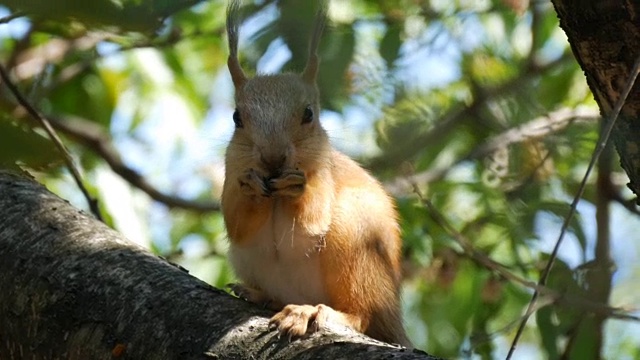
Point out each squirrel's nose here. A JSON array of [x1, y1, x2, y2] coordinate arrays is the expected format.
[[260, 153, 287, 175]]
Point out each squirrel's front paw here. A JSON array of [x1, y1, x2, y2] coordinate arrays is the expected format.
[[239, 169, 270, 197], [268, 169, 306, 197], [269, 304, 328, 341]]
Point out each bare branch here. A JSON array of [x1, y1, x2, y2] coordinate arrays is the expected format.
[[13, 27, 224, 87], [2, 26, 225, 213], [612, 193, 640, 216], [385, 107, 599, 196], [0, 11, 24, 25], [368, 53, 574, 172], [46, 116, 220, 212]]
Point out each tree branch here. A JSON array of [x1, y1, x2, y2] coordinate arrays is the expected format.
[[551, 0, 640, 202], [0, 169, 437, 359], [368, 53, 574, 172], [1, 27, 223, 213], [0, 61, 103, 220], [0, 11, 24, 25], [385, 107, 599, 195], [46, 116, 220, 212], [611, 193, 640, 216], [410, 189, 638, 324]]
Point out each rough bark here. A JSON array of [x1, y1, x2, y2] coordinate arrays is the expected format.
[[551, 0, 640, 201], [0, 170, 437, 360]]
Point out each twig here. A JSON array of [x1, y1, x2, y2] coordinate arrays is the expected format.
[[14, 27, 224, 88], [0, 62, 103, 221], [506, 53, 640, 359], [409, 184, 639, 324], [612, 193, 640, 216], [412, 191, 638, 360], [3, 27, 222, 212], [413, 185, 540, 291], [0, 12, 24, 24]]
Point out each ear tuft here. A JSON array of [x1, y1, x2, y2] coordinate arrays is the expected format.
[[301, 1, 327, 84], [227, 0, 247, 88]]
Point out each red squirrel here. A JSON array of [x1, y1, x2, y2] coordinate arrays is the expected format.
[[221, 0, 411, 346]]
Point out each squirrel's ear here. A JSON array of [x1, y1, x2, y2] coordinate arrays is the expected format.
[[228, 57, 247, 88], [302, 54, 319, 84], [227, 0, 247, 88], [301, 2, 327, 84]]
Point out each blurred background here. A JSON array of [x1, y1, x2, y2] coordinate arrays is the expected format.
[[0, 0, 639, 358]]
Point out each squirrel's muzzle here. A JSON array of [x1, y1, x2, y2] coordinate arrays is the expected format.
[[260, 153, 287, 176]]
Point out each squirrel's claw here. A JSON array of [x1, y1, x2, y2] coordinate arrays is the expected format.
[[239, 169, 270, 197], [269, 304, 327, 341], [269, 169, 306, 197]]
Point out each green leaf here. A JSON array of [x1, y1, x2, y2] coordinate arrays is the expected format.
[[533, 10, 561, 51], [380, 23, 402, 68], [536, 306, 560, 359], [47, 68, 116, 127], [316, 26, 355, 110], [537, 62, 579, 109], [3, 0, 203, 32], [0, 116, 60, 169], [418, 260, 484, 356], [278, 1, 355, 110]]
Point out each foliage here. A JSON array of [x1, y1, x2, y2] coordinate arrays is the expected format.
[[0, 0, 638, 358]]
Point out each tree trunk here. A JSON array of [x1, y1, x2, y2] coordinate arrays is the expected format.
[[549, 2, 636, 358], [551, 0, 640, 201], [0, 170, 437, 360]]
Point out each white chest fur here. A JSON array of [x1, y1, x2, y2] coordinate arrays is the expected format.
[[228, 200, 329, 305]]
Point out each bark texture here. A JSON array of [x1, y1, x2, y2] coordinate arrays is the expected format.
[[0, 170, 437, 360], [551, 0, 640, 201]]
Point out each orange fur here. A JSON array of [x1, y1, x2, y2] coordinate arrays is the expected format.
[[221, 0, 410, 347]]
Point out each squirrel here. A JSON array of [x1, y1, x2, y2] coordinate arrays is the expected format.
[[221, 0, 411, 347]]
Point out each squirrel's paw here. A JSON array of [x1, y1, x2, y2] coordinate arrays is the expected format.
[[239, 169, 270, 197], [227, 283, 283, 311], [268, 169, 306, 197], [269, 304, 329, 341]]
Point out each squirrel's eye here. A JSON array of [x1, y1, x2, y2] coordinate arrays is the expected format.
[[233, 109, 243, 128], [302, 105, 314, 124]]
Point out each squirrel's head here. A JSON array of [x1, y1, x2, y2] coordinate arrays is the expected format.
[[225, 0, 330, 178]]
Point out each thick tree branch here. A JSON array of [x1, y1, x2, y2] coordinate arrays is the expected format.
[[0, 169, 436, 359], [552, 0, 640, 201]]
